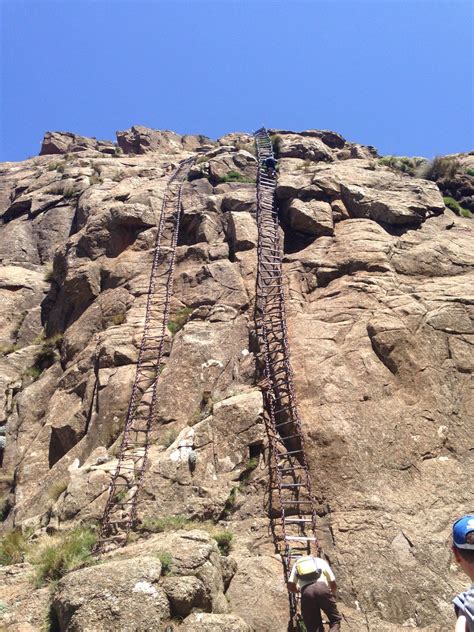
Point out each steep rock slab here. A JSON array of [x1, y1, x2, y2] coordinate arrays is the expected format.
[[310, 160, 445, 224]]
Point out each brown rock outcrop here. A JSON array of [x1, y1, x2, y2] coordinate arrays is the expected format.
[[0, 127, 472, 632]]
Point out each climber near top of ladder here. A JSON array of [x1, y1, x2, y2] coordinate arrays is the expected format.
[[287, 547, 342, 632], [262, 155, 278, 178]]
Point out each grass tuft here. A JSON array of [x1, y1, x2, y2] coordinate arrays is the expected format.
[[216, 170, 255, 184], [49, 480, 68, 501], [0, 530, 30, 565], [443, 196, 473, 218], [141, 515, 193, 533], [32, 527, 97, 586], [167, 307, 193, 335], [156, 550, 173, 575], [213, 531, 233, 556], [109, 313, 126, 326]]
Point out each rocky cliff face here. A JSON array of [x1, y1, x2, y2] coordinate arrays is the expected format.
[[0, 126, 473, 631]]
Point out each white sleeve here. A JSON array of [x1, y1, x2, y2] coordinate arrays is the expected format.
[[289, 563, 297, 583]]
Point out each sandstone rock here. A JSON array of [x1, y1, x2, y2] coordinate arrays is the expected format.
[[226, 554, 289, 631], [116, 125, 210, 155], [162, 575, 207, 617], [225, 211, 258, 251], [52, 556, 169, 631], [40, 131, 114, 155], [285, 198, 334, 236], [310, 160, 445, 225], [181, 612, 252, 631], [273, 128, 346, 149], [0, 562, 51, 631], [276, 133, 334, 162], [221, 186, 256, 213]]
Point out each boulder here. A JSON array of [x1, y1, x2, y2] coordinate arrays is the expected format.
[[52, 556, 169, 631], [162, 575, 207, 617], [285, 198, 334, 236], [226, 554, 289, 631], [225, 211, 258, 251], [310, 160, 445, 225], [40, 131, 114, 155], [277, 133, 334, 162]]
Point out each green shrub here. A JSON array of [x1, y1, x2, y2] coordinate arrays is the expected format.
[[443, 196, 473, 217], [215, 170, 255, 184], [213, 531, 233, 556], [32, 527, 97, 586], [270, 135, 282, 156], [23, 366, 42, 380], [167, 307, 193, 335], [109, 313, 126, 326], [0, 530, 30, 565], [466, 168, 474, 177], [141, 515, 193, 533], [221, 487, 238, 519], [32, 333, 63, 373], [156, 550, 173, 575], [378, 155, 427, 176], [240, 457, 259, 484], [47, 162, 65, 172], [297, 620, 308, 632]]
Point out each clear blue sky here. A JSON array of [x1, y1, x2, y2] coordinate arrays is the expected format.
[[1, 0, 473, 162]]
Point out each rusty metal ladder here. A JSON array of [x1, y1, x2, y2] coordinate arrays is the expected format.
[[95, 157, 194, 553], [254, 128, 319, 629]]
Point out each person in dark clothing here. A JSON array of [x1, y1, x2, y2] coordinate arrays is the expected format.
[[262, 156, 278, 176]]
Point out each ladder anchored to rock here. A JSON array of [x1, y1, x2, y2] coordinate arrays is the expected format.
[[95, 158, 194, 553], [254, 128, 319, 629]]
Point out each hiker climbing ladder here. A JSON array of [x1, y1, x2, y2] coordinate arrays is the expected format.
[[254, 128, 319, 628], [96, 158, 194, 553]]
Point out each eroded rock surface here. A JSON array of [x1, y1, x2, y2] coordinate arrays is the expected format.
[[0, 126, 472, 632]]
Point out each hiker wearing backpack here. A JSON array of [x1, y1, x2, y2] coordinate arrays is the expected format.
[[288, 552, 342, 632], [452, 515, 474, 631]]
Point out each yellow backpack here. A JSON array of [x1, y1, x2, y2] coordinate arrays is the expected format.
[[295, 556, 322, 581]]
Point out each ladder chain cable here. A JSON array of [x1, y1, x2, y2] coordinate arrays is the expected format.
[[96, 157, 194, 553], [254, 128, 319, 629]]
